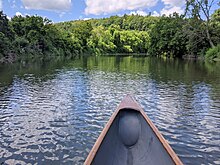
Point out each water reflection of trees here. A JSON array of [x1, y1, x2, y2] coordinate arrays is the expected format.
[[0, 56, 219, 164]]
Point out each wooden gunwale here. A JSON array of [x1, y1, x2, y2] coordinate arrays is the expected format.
[[84, 95, 183, 165]]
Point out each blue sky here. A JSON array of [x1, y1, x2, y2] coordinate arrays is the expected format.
[[0, 0, 219, 22]]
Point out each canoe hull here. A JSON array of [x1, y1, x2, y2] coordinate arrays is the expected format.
[[85, 95, 183, 165]]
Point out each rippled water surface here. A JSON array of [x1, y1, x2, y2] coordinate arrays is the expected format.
[[0, 56, 220, 164]]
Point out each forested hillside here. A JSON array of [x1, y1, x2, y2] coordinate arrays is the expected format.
[[0, 1, 219, 63], [56, 15, 156, 55]]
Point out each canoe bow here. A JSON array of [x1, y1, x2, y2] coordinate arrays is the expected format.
[[84, 95, 183, 165]]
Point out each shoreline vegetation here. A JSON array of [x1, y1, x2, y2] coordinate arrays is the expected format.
[[0, 1, 219, 64]]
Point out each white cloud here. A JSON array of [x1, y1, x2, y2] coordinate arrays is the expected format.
[[8, 0, 17, 8], [7, 16, 11, 20], [25, 13, 31, 16], [11, 0, 16, 8], [83, 17, 91, 20], [59, 12, 66, 18], [161, 0, 185, 8], [129, 10, 148, 16], [0, 0, 2, 10], [85, 0, 158, 15], [78, 15, 91, 20], [160, 0, 185, 16], [15, 11, 23, 16], [161, 6, 184, 16], [21, 0, 72, 11], [152, 11, 160, 17]]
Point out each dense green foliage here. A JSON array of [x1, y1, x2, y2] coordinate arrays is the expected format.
[[88, 14, 159, 31], [205, 44, 220, 61], [86, 25, 150, 54], [0, 11, 79, 63], [56, 15, 154, 55], [0, 5, 220, 63], [184, 0, 220, 57], [149, 13, 187, 58]]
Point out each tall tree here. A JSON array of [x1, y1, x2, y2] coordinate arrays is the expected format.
[[184, 0, 218, 48], [0, 11, 14, 39], [149, 13, 187, 58], [210, 8, 220, 45]]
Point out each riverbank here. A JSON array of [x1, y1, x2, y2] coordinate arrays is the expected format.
[[1, 9, 219, 64]]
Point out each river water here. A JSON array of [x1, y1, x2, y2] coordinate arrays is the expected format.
[[0, 56, 220, 165]]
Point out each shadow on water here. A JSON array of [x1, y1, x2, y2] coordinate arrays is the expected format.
[[0, 56, 220, 164]]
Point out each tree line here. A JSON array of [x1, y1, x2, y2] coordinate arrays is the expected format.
[[0, 12, 79, 63], [0, 0, 220, 63]]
